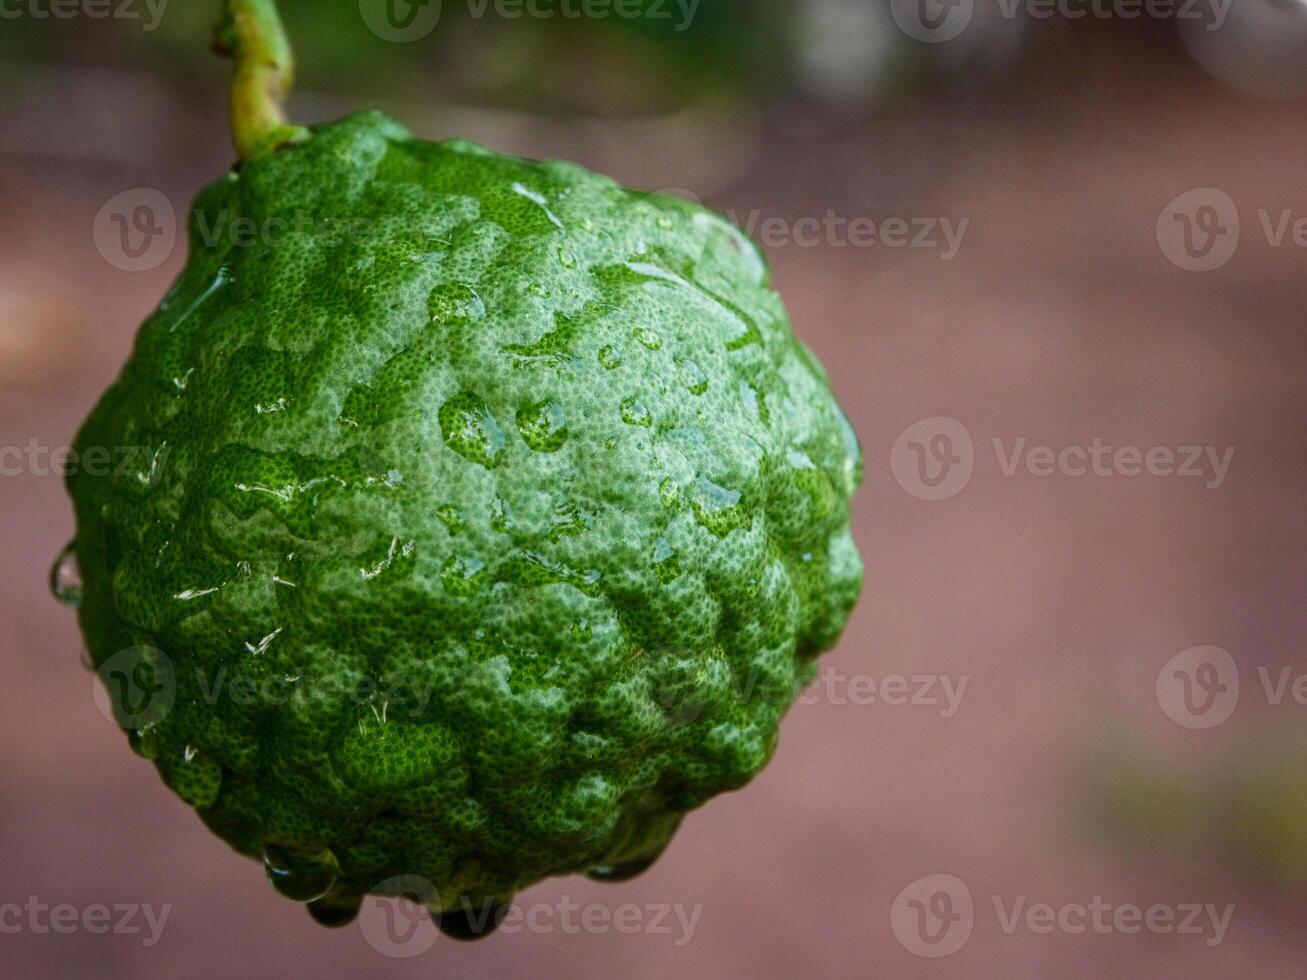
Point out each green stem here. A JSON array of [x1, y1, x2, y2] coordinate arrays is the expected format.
[[213, 0, 309, 160]]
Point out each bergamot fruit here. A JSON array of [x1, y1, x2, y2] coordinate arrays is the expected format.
[[62, 1, 863, 937]]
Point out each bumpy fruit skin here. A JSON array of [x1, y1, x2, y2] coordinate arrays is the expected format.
[[69, 112, 863, 912]]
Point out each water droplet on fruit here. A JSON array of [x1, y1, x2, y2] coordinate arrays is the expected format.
[[658, 477, 679, 508], [491, 496, 515, 532], [439, 391, 507, 468], [690, 476, 749, 538], [587, 855, 660, 882], [263, 845, 337, 903], [428, 282, 485, 323], [620, 397, 652, 427], [633, 327, 662, 351], [510, 181, 564, 231], [307, 896, 361, 928], [174, 748, 223, 808], [549, 503, 593, 540], [50, 541, 82, 608], [516, 399, 568, 453], [652, 538, 679, 581], [436, 504, 466, 534], [128, 727, 159, 760], [433, 899, 510, 940], [557, 248, 577, 269], [739, 379, 760, 417], [441, 555, 487, 596], [498, 551, 602, 595], [679, 358, 708, 395], [598, 345, 622, 370]]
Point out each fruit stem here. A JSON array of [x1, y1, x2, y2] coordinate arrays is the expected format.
[[213, 0, 309, 160]]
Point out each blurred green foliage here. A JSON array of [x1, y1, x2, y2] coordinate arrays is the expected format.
[[0, 0, 796, 113], [1087, 734, 1307, 888]]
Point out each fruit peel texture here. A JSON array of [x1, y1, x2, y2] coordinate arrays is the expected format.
[[69, 112, 864, 907]]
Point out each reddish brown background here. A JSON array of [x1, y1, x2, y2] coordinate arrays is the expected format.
[[3, 16, 1307, 979]]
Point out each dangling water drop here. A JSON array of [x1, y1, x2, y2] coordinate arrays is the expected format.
[[50, 541, 83, 608], [263, 844, 337, 903], [620, 397, 653, 428], [439, 391, 507, 468], [307, 892, 362, 928], [587, 855, 659, 882], [128, 727, 160, 760]]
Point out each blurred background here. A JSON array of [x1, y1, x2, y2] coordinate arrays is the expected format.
[[3, 0, 1307, 976]]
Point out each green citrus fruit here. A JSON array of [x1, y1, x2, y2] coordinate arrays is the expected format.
[[66, 111, 862, 930]]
